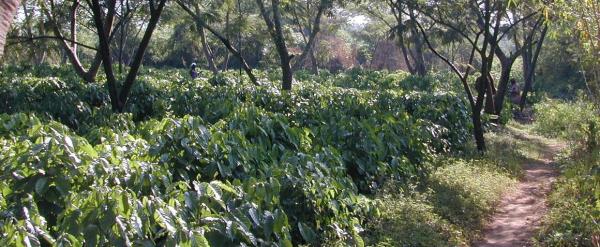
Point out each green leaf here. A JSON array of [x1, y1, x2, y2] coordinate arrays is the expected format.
[[34, 177, 48, 194], [191, 233, 210, 247], [155, 207, 177, 234], [209, 181, 237, 195], [273, 209, 288, 235], [63, 136, 74, 150], [298, 222, 317, 244], [80, 144, 98, 158]]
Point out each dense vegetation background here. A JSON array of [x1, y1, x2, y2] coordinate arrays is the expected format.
[[0, 0, 598, 246]]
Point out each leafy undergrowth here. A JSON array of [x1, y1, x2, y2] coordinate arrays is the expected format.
[[0, 68, 473, 246], [533, 98, 600, 147], [534, 148, 600, 246]]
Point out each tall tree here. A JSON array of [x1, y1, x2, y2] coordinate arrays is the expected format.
[[388, 0, 427, 76], [517, 10, 548, 110], [256, 0, 294, 90], [489, 5, 547, 115], [414, 0, 520, 151], [256, 0, 330, 90], [89, 0, 168, 112], [289, 0, 328, 73]]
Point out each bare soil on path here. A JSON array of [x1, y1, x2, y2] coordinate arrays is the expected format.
[[474, 131, 565, 247]]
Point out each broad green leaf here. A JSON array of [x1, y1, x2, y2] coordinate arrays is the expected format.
[[298, 222, 317, 244]]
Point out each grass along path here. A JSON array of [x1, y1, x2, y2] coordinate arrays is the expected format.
[[474, 126, 565, 247]]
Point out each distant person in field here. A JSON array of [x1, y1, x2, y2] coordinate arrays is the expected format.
[[190, 63, 198, 79], [509, 79, 521, 104]]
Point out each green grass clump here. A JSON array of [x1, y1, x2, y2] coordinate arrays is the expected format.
[[428, 160, 516, 238], [533, 98, 599, 147], [365, 189, 468, 247], [534, 149, 600, 247], [365, 156, 517, 246]]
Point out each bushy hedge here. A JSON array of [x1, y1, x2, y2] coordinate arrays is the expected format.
[[534, 98, 600, 148], [0, 67, 471, 245]]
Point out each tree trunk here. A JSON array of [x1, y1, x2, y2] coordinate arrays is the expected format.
[[494, 59, 514, 114], [398, 34, 416, 74], [117, 1, 167, 112], [257, 0, 293, 90], [520, 25, 548, 110], [224, 7, 231, 70], [198, 26, 218, 74], [484, 75, 496, 114], [272, 0, 293, 90], [310, 51, 319, 75], [472, 109, 486, 152], [90, 0, 167, 112], [413, 37, 427, 76], [199, 19, 257, 85], [22, 3, 37, 61], [474, 75, 488, 151], [408, 9, 427, 76], [409, 27, 427, 76], [37, 11, 47, 64], [290, 0, 326, 73]]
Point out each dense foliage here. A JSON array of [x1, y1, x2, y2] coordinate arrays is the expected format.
[[532, 99, 600, 246], [0, 67, 471, 245], [534, 98, 599, 148]]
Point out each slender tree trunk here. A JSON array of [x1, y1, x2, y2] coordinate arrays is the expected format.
[[118, 17, 125, 74], [484, 76, 496, 114], [413, 37, 427, 76], [398, 34, 416, 74], [290, 0, 326, 73], [310, 51, 319, 75], [198, 19, 257, 85], [272, 0, 292, 90], [472, 108, 486, 151], [37, 13, 48, 64], [198, 26, 218, 74], [494, 58, 514, 114], [409, 29, 427, 76], [408, 9, 427, 76], [257, 0, 293, 90], [474, 75, 488, 151], [224, 7, 231, 70], [117, 2, 166, 111], [290, 4, 321, 75], [520, 25, 548, 110]]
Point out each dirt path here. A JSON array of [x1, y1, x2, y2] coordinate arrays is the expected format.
[[474, 134, 564, 247]]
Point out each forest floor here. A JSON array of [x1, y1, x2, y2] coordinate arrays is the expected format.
[[474, 126, 565, 247]]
